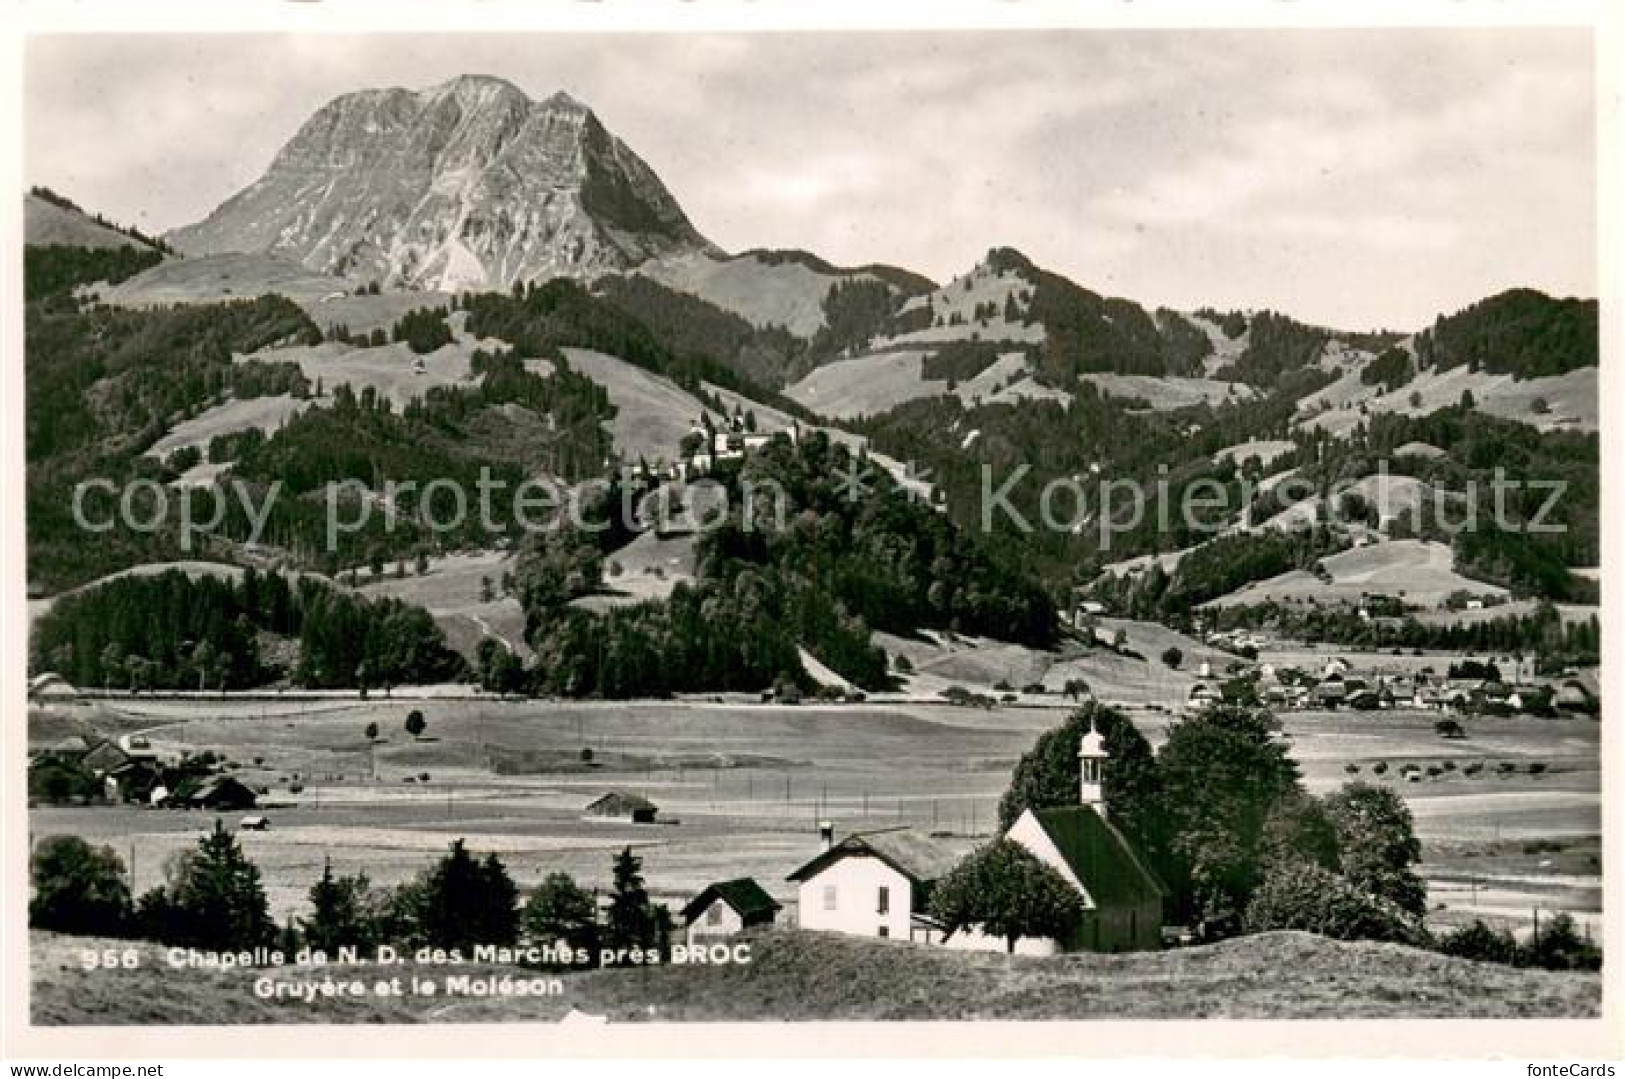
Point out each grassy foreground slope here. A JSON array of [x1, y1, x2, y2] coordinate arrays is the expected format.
[[31, 929, 1596, 1024]]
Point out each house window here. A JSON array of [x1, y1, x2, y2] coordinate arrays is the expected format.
[[878, 925, 889, 938], [706, 903, 724, 926], [876, 886, 890, 914], [822, 885, 837, 911]]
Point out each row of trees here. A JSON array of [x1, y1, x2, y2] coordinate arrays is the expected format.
[[31, 827, 671, 966]]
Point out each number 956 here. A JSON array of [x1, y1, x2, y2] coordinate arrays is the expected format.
[[80, 948, 139, 971]]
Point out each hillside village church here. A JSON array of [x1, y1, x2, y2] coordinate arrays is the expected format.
[[789, 717, 1165, 954], [987, 717, 1166, 953]]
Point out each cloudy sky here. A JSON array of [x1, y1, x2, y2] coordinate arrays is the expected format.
[[25, 29, 1595, 329]]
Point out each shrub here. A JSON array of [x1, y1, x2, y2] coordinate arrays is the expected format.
[[521, 871, 599, 965], [1161, 646, 1183, 669], [1244, 863, 1428, 945], [1345, 763, 1360, 774], [1528, 762, 1548, 775], [1434, 718, 1466, 739], [928, 838, 1085, 953], [1525, 912, 1602, 971], [1438, 918, 1520, 966], [30, 836, 132, 935], [1372, 761, 1389, 775]]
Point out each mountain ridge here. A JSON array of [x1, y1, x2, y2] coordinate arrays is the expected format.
[[169, 75, 719, 291]]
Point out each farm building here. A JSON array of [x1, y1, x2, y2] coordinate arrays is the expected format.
[[28, 673, 78, 704], [1557, 678, 1600, 714], [680, 878, 781, 945], [583, 791, 659, 823], [102, 760, 162, 804], [81, 740, 133, 776], [39, 735, 91, 759], [179, 776, 258, 811], [787, 826, 961, 943], [948, 717, 1166, 954], [1187, 682, 1220, 706]]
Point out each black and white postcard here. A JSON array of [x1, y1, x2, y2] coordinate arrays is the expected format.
[[4, 0, 1618, 1063]]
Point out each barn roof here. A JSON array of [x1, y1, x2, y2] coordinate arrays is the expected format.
[[182, 775, 257, 804], [82, 740, 133, 773], [786, 828, 959, 886], [1026, 806, 1167, 907], [584, 790, 657, 812], [680, 877, 781, 923], [29, 673, 77, 695]]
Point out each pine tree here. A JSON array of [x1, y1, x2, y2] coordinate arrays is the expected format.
[[416, 840, 518, 951], [604, 846, 657, 955], [170, 820, 275, 949], [302, 859, 377, 953]]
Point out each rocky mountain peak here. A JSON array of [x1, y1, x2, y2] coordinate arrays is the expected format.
[[169, 76, 718, 291]]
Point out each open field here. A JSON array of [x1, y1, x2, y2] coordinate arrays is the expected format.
[[26, 193, 160, 251], [146, 393, 311, 460], [1082, 373, 1254, 410], [558, 346, 726, 463], [1205, 539, 1509, 609], [1214, 438, 1296, 469], [785, 349, 937, 419], [1299, 364, 1599, 437], [30, 927, 1597, 1024], [95, 251, 452, 334], [354, 549, 530, 659], [637, 251, 850, 338], [98, 252, 352, 307], [30, 690, 1599, 944]]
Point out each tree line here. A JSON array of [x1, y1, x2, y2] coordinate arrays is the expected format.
[[31, 828, 674, 969]]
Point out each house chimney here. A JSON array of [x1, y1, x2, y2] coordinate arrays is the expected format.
[[818, 820, 834, 850], [1078, 716, 1108, 818]]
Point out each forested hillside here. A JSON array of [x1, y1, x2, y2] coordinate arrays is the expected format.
[[1416, 289, 1597, 378], [31, 567, 463, 691], [505, 430, 1059, 698]]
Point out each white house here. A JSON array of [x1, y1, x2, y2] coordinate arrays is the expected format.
[[786, 825, 960, 943], [680, 878, 781, 946]]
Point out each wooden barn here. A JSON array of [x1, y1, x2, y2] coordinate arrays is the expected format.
[[180, 776, 259, 811], [583, 790, 659, 824]]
